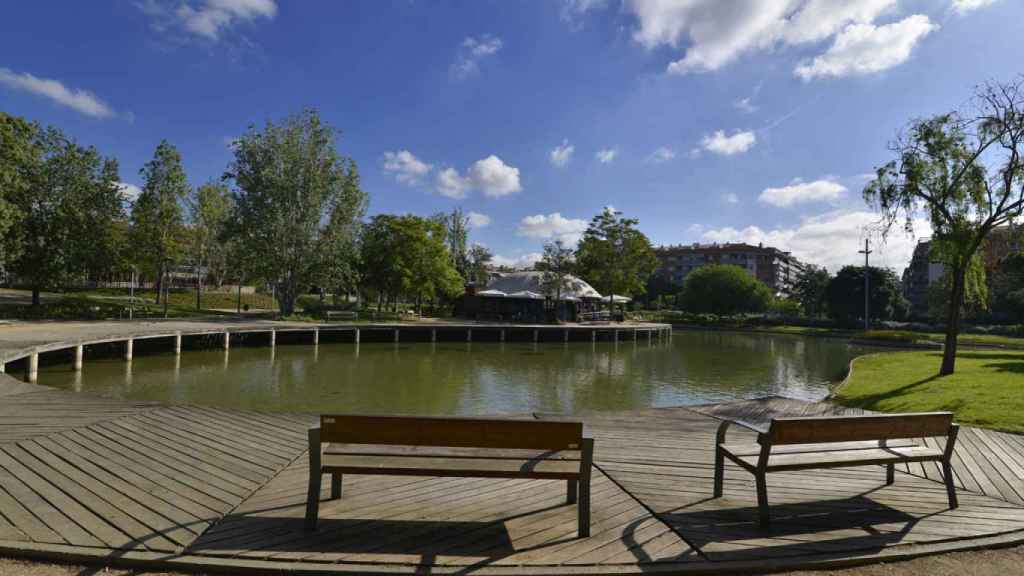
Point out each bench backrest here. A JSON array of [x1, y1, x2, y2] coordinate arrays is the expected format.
[[766, 412, 954, 445], [319, 414, 584, 450]]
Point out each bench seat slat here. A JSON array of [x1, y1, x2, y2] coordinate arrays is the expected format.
[[322, 453, 582, 479], [724, 445, 945, 472], [326, 443, 582, 461]]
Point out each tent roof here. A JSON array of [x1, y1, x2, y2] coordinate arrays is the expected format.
[[484, 271, 602, 300]]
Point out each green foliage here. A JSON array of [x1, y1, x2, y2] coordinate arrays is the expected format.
[[187, 181, 233, 296], [679, 264, 772, 315], [792, 265, 830, 317], [826, 266, 909, 324], [224, 109, 367, 315], [537, 239, 575, 300], [927, 252, 987, 322], [131, 140, 189, 294], [444, 207, 470, 281], [6, 124, 126, 304], [769, 298, 802, 317], [0, 112, 39, 269], [359, 214, 463, 311], [575, 209, 658, 307], [864, 79, 1024, 374]]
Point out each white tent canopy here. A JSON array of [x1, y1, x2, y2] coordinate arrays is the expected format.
[[506, 290, 545, 299], [475, 289, 507, 297], [483, 271, 603, 301]]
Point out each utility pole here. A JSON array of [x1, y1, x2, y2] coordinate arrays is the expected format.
[[859, 238, 872, 331]]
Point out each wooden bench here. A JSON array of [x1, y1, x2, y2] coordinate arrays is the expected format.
[[306, 414, 595, 536], [713, 412, 959, 526], [324, 310, 358, 322]]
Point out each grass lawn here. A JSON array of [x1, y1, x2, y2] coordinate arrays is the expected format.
[[834, 349, 1024, 433]]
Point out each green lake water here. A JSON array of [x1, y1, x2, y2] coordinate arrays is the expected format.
[[38, 330, 865, 415]]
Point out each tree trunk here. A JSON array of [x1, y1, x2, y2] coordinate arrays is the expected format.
[[277, 283, 296, 316], [940, 264, 967, 376], [155, 266, 164, 305], [195, 268, 202, 311], [31, 286, 40, 307]]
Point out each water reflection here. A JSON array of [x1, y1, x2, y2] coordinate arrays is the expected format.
[[36, 331, 865, 416]]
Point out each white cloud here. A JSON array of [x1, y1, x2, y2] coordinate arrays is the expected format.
[[701, 130, 756, 156], [452, 35, 503, 80], [467, 211, 491, 228], [467, 155, 522, 197], [952, 0, 1000, 14], [0, 68, 114, 118], [436, 155, 522, 199], [435, 167, 470, 199], [549, 139, 575, 168], [722, 192, 739, 204], [580, 1, 933, 77], [382, 150, 433, 185], [517, 212, 588, 245], [139, 0, 277, 42], [734, 97, 757, 114], [700, 209, 930, 272], [647, 146, 676, 163], [491, 252, 543, 270], [119, 182, 143, 202], [595, 148, 618, 163], [795, 15, 938, 80], [758, 178, 847, 207]]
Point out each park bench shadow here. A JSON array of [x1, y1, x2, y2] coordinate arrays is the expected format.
[[653, 494, 920, 561]]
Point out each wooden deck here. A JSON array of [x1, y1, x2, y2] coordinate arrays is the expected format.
[[2, 383, 1024, 574]]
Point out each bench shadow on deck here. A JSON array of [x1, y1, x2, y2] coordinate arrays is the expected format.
[[3, 386, 1024, 573]]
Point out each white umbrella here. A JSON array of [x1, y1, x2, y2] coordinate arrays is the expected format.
[[476, 289, 507, 297], [608, 294, 632, 304]]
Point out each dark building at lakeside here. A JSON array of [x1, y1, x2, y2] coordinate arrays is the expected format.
[[652, 242, 805, 297]]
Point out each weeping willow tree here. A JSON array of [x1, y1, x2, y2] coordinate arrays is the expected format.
[[865, 79, 1024, 375]]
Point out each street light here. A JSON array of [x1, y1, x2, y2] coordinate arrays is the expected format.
[[859, 238, 872, 331]]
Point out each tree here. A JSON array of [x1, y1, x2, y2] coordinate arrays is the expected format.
[[0, 112, 38, 269], [537, 239, 575, 302], [358, 214, 462, 313], [865, 79, 1024, 374], [575, 209, 658, 313], [186, 181, 233, 310], [826, 266, 909, 325], [466, 243, 493, 286], [445, 207, 470, 280], [679, 264, 772, 315], [225, 109, 367, 316], [792, 265, 831, 317], [132, 140, 189, 312], [7, 125, 125, 305]]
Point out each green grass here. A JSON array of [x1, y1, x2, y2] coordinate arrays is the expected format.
[[834, 349, 1024, 433]]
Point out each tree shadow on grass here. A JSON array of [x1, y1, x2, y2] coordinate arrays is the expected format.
[[842, 373, 944, 410]]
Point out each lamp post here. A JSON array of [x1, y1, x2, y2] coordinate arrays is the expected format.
[[859, 238, 872, 331]]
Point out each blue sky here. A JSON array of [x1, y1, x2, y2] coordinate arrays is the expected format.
[[1, 0, 1019, 272]]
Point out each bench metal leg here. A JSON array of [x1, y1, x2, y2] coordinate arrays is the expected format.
[[943, 461, 959, 509], [755, 473, 770, 527], [305, 428, 322, 531], [578, 437, 594, 538], [713, 448, 725, 497], [567, 479, 577, 504], [886, 463, 895, 485], [331, 472, 343, 500]]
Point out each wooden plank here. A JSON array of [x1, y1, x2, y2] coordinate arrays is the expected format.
[[320, 414, 584, 450], [768, 413, 953, 445]]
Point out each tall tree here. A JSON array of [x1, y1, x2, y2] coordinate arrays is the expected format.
[[225, 109, 366, 315], [865, 79, 1024, 374], [680, 264, 772, 315], [316, 161, 364, 303], [0, 112, 37, 269], [537, 239, 575, 302], [792, 265, 831, 318], [8, 125, 125, 305], [826, 266, 909, 325], [446, 207, 470, 280], [186, 181, 233, 309], [132, 140, 189, 311], [575, 209, 658, 312]]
